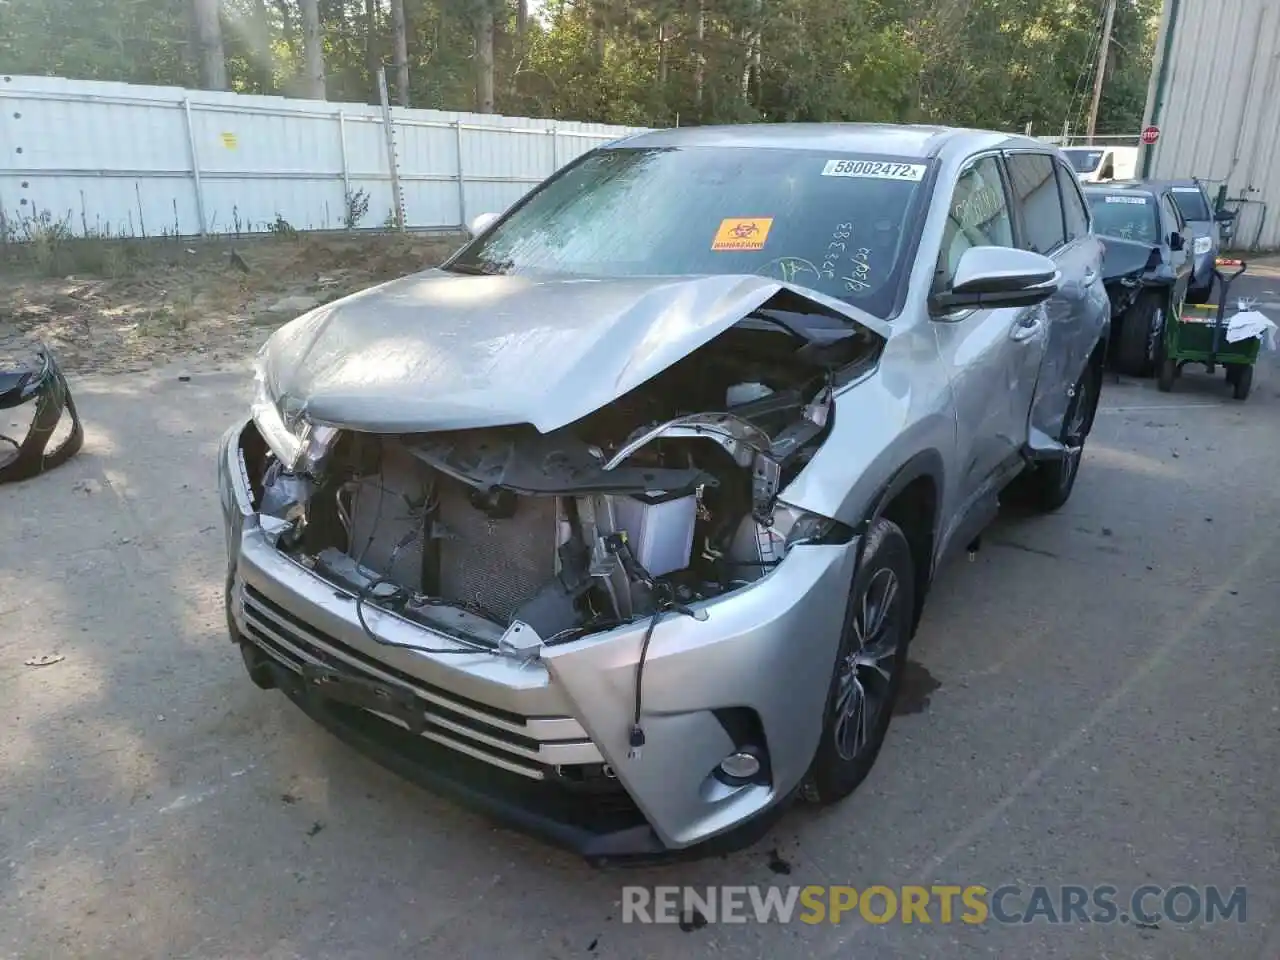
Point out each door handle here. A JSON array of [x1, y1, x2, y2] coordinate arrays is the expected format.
[[1010, 315, 1044, 342]]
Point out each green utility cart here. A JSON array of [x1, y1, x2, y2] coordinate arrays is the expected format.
[[1157, 258, 1260, 399]]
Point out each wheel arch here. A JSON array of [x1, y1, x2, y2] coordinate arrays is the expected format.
[[855, 449, 945, 632]]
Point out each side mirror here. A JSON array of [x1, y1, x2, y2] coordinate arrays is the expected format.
[[931, 247, 1061, 313], [466, 211, 500, 238], [1169, 232, 1185, 252], [1214, 209, 1236, 223]]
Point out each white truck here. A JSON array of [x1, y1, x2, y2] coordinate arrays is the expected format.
[[1061, 145, 1138, 183]]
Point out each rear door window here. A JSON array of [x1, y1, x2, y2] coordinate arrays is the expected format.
[[1006, 153, 1067, 254]]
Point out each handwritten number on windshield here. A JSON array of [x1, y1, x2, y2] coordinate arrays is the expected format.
[[843, 248, 872, 293], [822, 223, 853, 279]]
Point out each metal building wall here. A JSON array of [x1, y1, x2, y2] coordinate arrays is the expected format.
[[1141, 0, 1280, 251], [0, 75, 649, 239]]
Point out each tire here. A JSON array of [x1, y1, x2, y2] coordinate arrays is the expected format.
[[1231, 365, 1253, 401], [804, 517, 915, 805], [1157, 357, 1176, 392], [1115, 294, 1162, 377], [1012, 356, 1103, 512]]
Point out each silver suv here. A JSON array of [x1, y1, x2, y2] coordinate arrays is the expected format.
[[217, 124, 1110, 859]]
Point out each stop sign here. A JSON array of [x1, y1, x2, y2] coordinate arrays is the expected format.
[[1141, 125, 1160, 145]]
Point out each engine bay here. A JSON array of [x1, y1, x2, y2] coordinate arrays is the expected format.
[[244, 315, 878, 655]]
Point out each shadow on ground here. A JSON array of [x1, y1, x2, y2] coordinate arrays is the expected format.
[[1, 358, 1276, 959]]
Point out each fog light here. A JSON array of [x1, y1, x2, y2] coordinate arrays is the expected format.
[[719, 751, 761, 780]]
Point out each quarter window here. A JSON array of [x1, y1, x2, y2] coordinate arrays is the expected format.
[[1006, 153, 1067, 254], [937, 155, 1014, 288]]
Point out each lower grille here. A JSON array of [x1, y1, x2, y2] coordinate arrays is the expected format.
[[237, 581, 600, 779], [435, 476, 558, 621]]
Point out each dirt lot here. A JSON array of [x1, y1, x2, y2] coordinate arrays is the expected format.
[[1, 240, 1278, 959], [0, 232, 462, 376]]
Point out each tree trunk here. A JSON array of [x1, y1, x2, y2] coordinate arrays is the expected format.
[[593, 1, 607, 63], [183, 0, 201, 81], [517, 0, 528, 38], [299, 0, 327, 99], [193, 0, 227, 90], [365, 0, 379, 95], [274, 0, 297, 56], [244, 0, 276, 91], [693, 0, 705, 109], [390, 0, 410, 106], [657, 21, 667, 85], [475, 2, 495, 113]]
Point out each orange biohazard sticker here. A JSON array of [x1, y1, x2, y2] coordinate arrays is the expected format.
[[711, 217, 774, 251]]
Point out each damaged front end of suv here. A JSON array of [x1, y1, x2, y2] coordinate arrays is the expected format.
[[219, 269, 887, 858]]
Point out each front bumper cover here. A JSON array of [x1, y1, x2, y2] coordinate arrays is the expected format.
[[218, 418, 857, 857], [0, 343, 84, 484]]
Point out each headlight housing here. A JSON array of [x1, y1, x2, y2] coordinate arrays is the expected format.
[[250, 364, 338, 473], [770, 503, 852, 548]]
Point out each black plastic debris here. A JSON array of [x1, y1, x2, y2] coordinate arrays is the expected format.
[[0, 343, 84, 484]]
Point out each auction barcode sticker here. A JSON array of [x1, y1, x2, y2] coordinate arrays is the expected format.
[[821, 159, 927, 181], [1104, 196, 1150, 204]]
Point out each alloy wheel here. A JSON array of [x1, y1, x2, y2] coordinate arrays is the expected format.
[[833, 567, 904, 761]]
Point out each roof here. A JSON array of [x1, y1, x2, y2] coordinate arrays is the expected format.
[[612, 122, 1040, 159]]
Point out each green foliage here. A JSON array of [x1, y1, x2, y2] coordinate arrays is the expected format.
[[1, 0, 1161, 136]]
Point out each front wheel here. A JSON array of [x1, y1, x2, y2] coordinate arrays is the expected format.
[[1115, 295, 1162, 377], [804, 517, 915, 805]]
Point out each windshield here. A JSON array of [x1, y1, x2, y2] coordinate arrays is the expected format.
[[1086, 191, 1159, 244], [1170, 186, 1211, 221], [446, 145, 934, 319], [1062, 149, 1104, 174]]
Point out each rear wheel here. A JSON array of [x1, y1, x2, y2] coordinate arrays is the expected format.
[[804, 517, 915, 805], [1115, 294, 1162, 377], [1157, 357, 1177, 392]]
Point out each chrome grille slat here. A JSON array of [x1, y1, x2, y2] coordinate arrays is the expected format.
[[245, 609, 563, 765], [244, 598, 539, 743], [243, 621, 551, 778], [239, 584, 604, 778]]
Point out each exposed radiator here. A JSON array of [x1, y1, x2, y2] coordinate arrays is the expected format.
[[434, 475, 559, 622]]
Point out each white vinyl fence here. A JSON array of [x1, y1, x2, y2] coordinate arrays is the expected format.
[[0, 75, 650, 239]]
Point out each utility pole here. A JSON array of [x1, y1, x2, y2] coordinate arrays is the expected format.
[[1086, 0, 1119, 144]]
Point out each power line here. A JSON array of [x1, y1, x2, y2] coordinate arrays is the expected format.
[[1062, 0, 1110, 139]]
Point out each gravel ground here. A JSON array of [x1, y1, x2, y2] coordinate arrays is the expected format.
[[0, 272, 1277, 960]]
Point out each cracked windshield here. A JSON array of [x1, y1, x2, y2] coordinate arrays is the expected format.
[[1087, 192, 1159, 243], [447, 146, 933, 319]]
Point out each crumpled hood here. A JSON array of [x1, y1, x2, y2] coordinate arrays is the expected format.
[[260, 269, 888, 434], [1098, 237, 1162, 282]]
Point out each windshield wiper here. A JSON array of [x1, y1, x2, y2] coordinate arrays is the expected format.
[[445, 259, 510, 276]]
